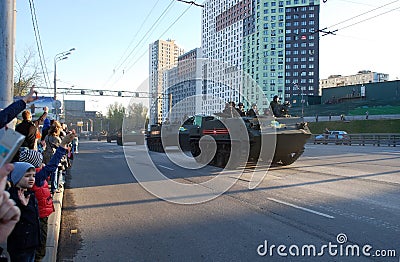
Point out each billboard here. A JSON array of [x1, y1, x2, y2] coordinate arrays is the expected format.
[[14, 96, 60, 120]]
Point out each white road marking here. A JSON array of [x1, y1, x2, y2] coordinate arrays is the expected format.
[[103, 155, 135, 159], [267, 197, 335, 219], [103, 155, 123, 159], [158, 165, 174, 171]]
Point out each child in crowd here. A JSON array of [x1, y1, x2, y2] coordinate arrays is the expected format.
[[17, 133, 74, 261], [7, 162, 39, 262]]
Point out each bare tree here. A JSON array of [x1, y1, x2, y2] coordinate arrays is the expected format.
[[14, 48, 43, 96]]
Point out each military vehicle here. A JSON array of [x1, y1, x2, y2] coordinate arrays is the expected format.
[[117, 129, 146, 146], [146, 117, 195, 152], [189, 113, 311, 168]]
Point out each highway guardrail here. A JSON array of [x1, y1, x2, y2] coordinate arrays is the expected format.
[[310, 133, 400, 147]]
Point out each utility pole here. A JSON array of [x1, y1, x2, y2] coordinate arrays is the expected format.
[[0, 0, 15, 109]]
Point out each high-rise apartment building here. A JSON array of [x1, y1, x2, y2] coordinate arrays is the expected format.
[[163, 48, 203, 122], [149, 39, 184, 124], [202, 0, 247, 114], [202, 0, 320, 113]]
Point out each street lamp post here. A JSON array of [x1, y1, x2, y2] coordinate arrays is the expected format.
[[301, 86, 305, 119], [54, 48, 75, 120]]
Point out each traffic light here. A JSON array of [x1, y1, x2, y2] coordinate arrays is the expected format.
[[81, 90, 85, 95], [118, 91, 122, 96]]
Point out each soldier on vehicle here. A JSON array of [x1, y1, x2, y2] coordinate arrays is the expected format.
[[222, 101, 237, 117], [246, 104, 258, 117], [270, 95, 290, 117], [236, 102, 246, 117]]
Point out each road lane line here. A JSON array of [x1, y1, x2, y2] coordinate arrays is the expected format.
[[267, 198, 335, 219], [158, 165, 174, 171]]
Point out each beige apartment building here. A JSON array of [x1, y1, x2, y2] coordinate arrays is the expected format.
[[149, 39, 184, 124], [319, 70, 389, 93]]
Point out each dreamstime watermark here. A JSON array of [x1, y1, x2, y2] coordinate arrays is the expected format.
[[257, 233, 397, 258]]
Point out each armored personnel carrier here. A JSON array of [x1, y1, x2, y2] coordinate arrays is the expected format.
[[189, 112, 311, 168], [146, 117, 195, 152]]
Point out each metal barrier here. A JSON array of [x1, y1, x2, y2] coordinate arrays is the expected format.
[[311, 133, 400, 147]]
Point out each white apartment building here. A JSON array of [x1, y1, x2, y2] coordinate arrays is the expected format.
[[149, 39, 184, 124], [201, 0, 247, 115], [319, 70, 389, 92]]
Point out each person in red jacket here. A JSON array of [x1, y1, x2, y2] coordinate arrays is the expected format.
[[18, 133, 74, 261]]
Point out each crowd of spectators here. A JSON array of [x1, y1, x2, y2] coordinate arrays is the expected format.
[[0, 86, 75, 262]]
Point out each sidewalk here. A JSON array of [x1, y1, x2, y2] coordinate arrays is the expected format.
[[42, 186, 64, 262]]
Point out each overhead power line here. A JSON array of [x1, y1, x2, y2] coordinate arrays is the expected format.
[[28, 0, 51, 89], [124, 4, 193, 75], [176, 0, 204, 7], [327, 0, 398, 28], [107, 3, 193, 90], [319, 1, 400, 37], [112, 0, 161, 70], [102, 0, 176, 89], [102, 0, 162, 88], [335, 5, 400, 31]]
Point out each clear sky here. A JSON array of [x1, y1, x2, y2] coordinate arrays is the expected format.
[[15, 0, 400, 114]]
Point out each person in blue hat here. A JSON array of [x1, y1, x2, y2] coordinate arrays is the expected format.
[[7, 162, 40, 262]]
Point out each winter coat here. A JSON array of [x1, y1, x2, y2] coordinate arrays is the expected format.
[[7, 188, 40, 254], [16, 111, 47, 149], [0, 99, 26, 129], [32, 180, 53, 218], [43, 135, 62, 164], [35, 146, 67, 186], [15, 120, 37, 149], [32, 146, 67, 218]]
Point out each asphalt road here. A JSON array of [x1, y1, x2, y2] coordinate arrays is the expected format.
[[58, 141, 400, 261]]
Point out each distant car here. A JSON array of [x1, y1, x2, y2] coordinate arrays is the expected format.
[[117, 129, 146, 146], [89, 132, 99, 140], [315, 131, 349, 145], [79, 131, 91, 140]]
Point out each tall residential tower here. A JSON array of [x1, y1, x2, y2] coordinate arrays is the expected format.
[[149, 39, 184, 124], [202, 0, 320, 113]]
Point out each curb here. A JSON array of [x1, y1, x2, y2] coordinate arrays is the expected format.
[[42, 187, 64, 262]]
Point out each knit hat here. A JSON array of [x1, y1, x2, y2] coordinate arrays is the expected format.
[[19, 149, 43, 168], [8, 162, 35, 185]]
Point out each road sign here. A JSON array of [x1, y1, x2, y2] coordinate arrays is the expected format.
[[52, 100, 62, 109]]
